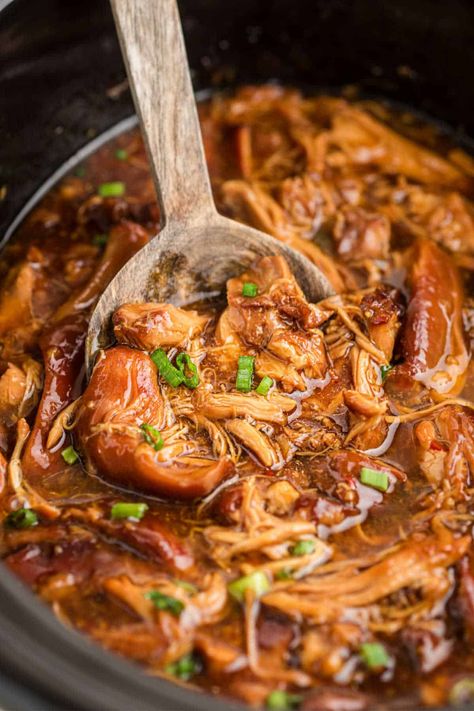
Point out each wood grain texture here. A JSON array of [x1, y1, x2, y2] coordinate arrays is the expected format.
[[110, 0, 215, 225], [86, 0, 335, 371]]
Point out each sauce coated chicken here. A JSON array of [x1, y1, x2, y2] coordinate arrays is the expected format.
[[1, 87, 474, 710]]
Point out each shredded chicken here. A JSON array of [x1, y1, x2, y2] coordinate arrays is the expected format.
[[1, 87, 474, 709]]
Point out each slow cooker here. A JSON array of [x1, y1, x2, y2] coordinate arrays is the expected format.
[[0, 0, 473, 708]]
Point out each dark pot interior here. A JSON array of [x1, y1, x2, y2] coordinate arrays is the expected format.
[[0, 0, 473, 708]]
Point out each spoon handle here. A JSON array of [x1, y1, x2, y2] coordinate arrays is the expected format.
[[110, 0, 216, 226]]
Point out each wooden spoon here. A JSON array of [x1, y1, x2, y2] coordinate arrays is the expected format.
[[86, 0, 334, 370]]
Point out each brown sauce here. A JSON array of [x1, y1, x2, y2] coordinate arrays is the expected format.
[[0, 86, 474, 710]]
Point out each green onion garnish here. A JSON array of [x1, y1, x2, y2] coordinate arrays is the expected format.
[[115, 148, 128, 161], [61, 446, 79, 465], [176, 353, 199, 389], [165, 653, 201, 680], [228, 570, 270, 602], [265, 691, 302, 710], [290, 539, 316, 556], [359, 642, 390, 669], [6, 508, 38, 529], [110, 502, 149, 521], [151, 349, 184, 388], [242, 282, 258, 297], [74, 165, 86, 178], [140, 423, 164, 451], [236, 355, 255, 393], [256, 376, 273, 396], [275, 568, 293, 581], [92, 233, 108, 247], [449, 678, 474, 706], [360, 467, 389, 492], [98, 181, 125, 198], [145, 590, 184, 616], [173, 579, 197, 594], [380, 364, 393, 381]]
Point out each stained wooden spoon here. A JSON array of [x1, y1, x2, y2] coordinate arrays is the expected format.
[[86, 0, 334, 370]]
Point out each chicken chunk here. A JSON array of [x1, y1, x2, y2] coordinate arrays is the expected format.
[[113, 303, 210, 350], [75, 346, 232, 499], [196, 390, 296, 425], [333, 206, 391, 262], [0, 359, 42, 426], [225, 256, 329, 387]]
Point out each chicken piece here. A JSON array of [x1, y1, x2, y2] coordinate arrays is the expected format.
[[277, 174, 335, 240], [226, 255, 319, 342], [414, 406, 474, 497], [300, 624, 364, 679], [22, 221, 149, 479], [255, 350, 306, 393], [225, 418, 282, 468], [0, 359, 42, 426], [267, 329, 328, 381], [333, 206, 390, 262], [75, 346, 232, 499], [0, 263, 37, 356], [113, 303, 209, 350], [0, 246, 79, 359], [359, 286, 404, 361], [195, 633, 246, 676], [327, 104, 471, 192], [225, 255, 329, 386], [263, 530, 470, 625], [397, 239, 469, 397], [197, 390, 296, 424], [325, 448, 405, 482], [76, 194, 159, 236], [343, 345, 388, 450], [382, 185, 474, 255], [264, 480, 300, 515], [91, 624, 169, 667]]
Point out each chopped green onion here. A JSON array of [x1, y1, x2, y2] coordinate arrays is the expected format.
[[98, 181, 125, 198], [256, 375, 273, 396], [449, 677, 474, 706], [266, 691, 302, 710], [359, 642, 390, 669], [165, 653, 201, 680], [380, 364, 393, 381], [176, 353, 200, 389], [92, 233, 108, 247], [242, 282, 258, 297], [110, 502, 149, 521], [360, 467, 389, 492], [228, 570, 270, 602], [173, 579, 198, 594], [74, 165, 86, 177], [290, 539, 316, 556], [275, 568, 293, 581], [61, 446, 79, 465], [145, 590, 184, 616], [236, 355, 255, 393], [114, 148, 128, 161], [140, 423, 164, 451], [6, 508, 38, 529], [151, 348, 184, 387]]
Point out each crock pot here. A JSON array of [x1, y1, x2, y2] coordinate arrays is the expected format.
[[0, 0, 473, 708]]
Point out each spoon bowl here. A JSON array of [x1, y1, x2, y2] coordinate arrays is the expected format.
[[86, 0, 334, 370]]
